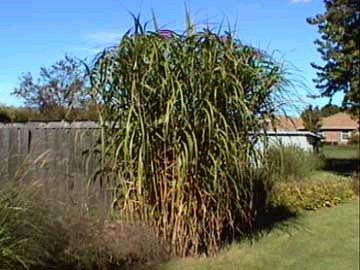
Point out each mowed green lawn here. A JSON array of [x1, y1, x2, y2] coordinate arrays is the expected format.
[[161, 202, 360, 270], [323, 145, 359, 159]]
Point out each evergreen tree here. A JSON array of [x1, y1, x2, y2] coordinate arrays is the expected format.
[[307, 0, 360, 116], [320, 104, 341, 117]]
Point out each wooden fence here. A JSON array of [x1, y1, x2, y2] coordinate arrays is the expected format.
[[0, 121, 108, 203]]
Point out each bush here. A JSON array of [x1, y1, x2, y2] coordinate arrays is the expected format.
[[0, 109, 11, 123], [0, 105, 98, 122], [266, 145, 324, 181], [352, 172, 359, 196], [271, 172, 354, 213], [0, 107, 41, 122], [0, 182, 167, 270], [9, 108, 31, 122], [348, 132, 359, 145]]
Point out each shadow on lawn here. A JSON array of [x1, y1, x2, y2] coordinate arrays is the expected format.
[[323, 158, 360, 176], [244, 205, 300, 241]]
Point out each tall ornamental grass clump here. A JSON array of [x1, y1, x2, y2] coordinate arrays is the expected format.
[[90, 16, 288, 256]]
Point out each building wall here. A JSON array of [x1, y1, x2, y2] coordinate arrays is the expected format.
[[322, 129, 356, 144], [268, 135, 315, 151], [323, 130, 341, 143]]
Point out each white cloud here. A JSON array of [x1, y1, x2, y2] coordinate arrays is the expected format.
[[290, 0, 312, 3], [85, 32, 124, 44], [69, 46, 104, 55], [76, 31, 127, 57]]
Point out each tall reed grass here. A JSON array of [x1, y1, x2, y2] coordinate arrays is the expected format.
[[89, 15, 289, 256]]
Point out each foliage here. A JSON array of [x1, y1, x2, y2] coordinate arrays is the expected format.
[[348, 132, 360, 145], [319, 103, 342, 117], [0, 105, 98, 122], [307, 0, 360, 115], [0, 182, 166, 270], [90, 16, 288, 256], [0, 184, 49, 270], [0, 109, 11, 123], [300, 105, 322, 132], [0, 107, 41, 122], [352, 172, 359, 196], [64, 102, 99, 121], [271, 172, 354, 213], [12, 55, 93, 119], [266, 145, 324, 181]]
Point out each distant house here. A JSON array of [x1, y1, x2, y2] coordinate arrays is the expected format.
[[265, 118, 321, 151], [273, 116, 304, 131], [274, 112, 358, 145], [320, 112, 358, 144]]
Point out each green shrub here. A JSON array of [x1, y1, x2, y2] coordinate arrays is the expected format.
[[10, 109, 31, 122], [352, 172, 359, 196], [266, 145, 324, 181], [271, 172, 354, 213], [348, 132, 359, 145], [0, 109, 11, 123], [0, 107, 41, 122], [0, 105, 98, 122]]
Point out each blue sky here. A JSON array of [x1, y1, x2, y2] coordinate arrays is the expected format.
[[0, 0, 343, 114]]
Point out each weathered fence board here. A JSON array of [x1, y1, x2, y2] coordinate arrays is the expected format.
[[0, 121, 104, 193], [1, 122, 98, 173]]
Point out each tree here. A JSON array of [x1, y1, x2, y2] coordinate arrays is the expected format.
[[307, 0, 360, 116], [12, 56, 89, 119], [320, 103, 341, 117], [301, 105, 322, 133]]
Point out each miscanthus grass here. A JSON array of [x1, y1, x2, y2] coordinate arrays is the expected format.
[[89, 14, 290, 256]]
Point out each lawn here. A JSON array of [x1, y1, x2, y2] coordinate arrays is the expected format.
[[161, 202, 360, 270], [322, 144, 359, 159]]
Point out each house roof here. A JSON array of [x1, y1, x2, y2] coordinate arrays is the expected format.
[[272, 112, 358, 132], [272, 116, 304, 131], [321, 112, 358, 130]]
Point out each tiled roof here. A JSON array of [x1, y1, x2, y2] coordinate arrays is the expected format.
[[321, 112, 358, 130], [272, 116, 304, 131]]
